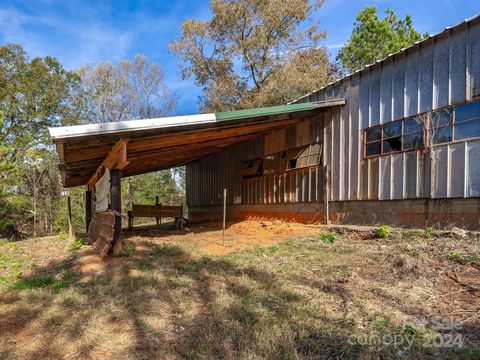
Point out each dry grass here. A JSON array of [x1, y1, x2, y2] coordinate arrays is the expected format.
[[0, 221, 479, 359]]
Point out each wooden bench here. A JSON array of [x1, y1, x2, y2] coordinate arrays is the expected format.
[[127, 203, 184, 229]]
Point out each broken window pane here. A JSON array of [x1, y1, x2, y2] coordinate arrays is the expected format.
[[366, 127, 381, 141], [366, 141, 381, 156], [383, 122, 402, 138], [455, 100, 480, 122], [383, 136, 402, 153], [404, 118, 423, 133], [455, 120, 480, 141], [403, 133, 424, 150]]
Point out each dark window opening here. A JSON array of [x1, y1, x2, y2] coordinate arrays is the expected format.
[[383, 137, 402, 153], [240, 158, 263, 178]]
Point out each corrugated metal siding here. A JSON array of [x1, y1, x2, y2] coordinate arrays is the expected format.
[[186, 118, 325, 207], [296, 17, 480, 202]]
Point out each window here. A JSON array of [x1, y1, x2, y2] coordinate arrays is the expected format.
[[240, 158, 263, 178], [364, 99, 480, 158], [364, 117, 424, 157], [454, 101, 480, 141], [403, 118, 424, 150], [287, 143, 322, 170]]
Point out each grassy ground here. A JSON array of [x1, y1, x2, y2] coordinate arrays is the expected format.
[[0, 223, 479, 359]]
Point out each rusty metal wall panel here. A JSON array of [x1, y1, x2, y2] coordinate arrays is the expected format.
[[391, 153, 404, 199], [417, 151, 430, 198], [433, 32, 450, 108], [449, 142, 465, 197], [467, 139, 480, 197], [433, 146, 448, 198], [349, 75, 360, 200], [332, 106, 341, 201], [380, 59, 393, 123], [359, 70, 370, 128], [370, 65, 381, 126], [468, 19, 480, 98], [296, 120, 310, 147], [418, 39, 434, 113], [379, 156, 391, 200], [369, 157, 379, 199], [405, 46, 419, 116], [405, 151, 417, 198], [450, 25, 467, 104], [393, 53, 406, 120]]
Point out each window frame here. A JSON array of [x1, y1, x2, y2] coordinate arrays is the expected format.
[[362, 99, 480, 159], [286, 142, 323, 171]]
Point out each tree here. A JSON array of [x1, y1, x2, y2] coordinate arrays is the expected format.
[[76, 55, 184, 211], [77, 54, 176, 123], [170, 0, 333, 112], [0, 44, 79, 237], [337, 6, 427, 74], [0, 44, 79, 181]]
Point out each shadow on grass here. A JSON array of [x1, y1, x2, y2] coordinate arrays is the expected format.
[[1, 239, 479, 360]]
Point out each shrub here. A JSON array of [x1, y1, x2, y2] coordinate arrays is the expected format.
[[446, 251, 463, 262], [401, 230, 421, 239], [377, 225, 390, 238], [318, 231, 337, 244], [424, 226, 434, 238], [68, 238, 85, 252]]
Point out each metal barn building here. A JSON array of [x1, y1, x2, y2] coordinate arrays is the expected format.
[[50, 14, 480, 257], [186, 15, 480, 228]]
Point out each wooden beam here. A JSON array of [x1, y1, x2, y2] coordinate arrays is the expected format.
[[87, 139, 129, 190], [110, 169, 122, 254]]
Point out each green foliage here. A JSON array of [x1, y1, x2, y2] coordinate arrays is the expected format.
[[12, 275, 54, 290], [115, 242, 136, 257], [371, 313, 390, 328], [377, 225, 390, 238], [68, 238, 85, 252], [446, 251, 463, 262], [401, 229, 422, 240], [424, 226, 434, 238], [318, 231, 337, 244], [52, 272, 75, 293], [170, 0, 333, 111], [337, 6, 426, 73], [52, 187, 86, 235]]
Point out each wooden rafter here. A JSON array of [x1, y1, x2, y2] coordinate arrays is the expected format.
[[87, 139, 130, 190]]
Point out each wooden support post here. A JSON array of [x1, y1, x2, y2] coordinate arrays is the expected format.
[[110, 169, 122, 254], [323, 165, 330, 225], [67, 195, 74, 239], [156, 195, 160, 228], [85, 190, 92, 234]]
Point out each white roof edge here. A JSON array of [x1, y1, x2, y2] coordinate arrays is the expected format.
[[48, 113, 217, 140], [290, 13, 480, 104]]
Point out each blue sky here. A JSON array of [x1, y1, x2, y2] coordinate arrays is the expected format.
[[0, 0, 479, 115]]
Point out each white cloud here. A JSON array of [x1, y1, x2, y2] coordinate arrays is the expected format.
[[0, 5, 135, 69]]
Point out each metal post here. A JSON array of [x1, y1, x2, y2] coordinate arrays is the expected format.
[[323, 165, 330, 225], [223, 188, 227, 248], [156, 195, 160, 228]]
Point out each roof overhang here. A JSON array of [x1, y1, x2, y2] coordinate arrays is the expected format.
[[49, 99, 345, 188]]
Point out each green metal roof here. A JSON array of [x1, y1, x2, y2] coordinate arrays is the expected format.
[[215, 102, 317, 122]]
